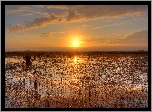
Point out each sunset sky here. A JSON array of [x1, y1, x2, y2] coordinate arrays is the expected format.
[[5, 5, 148, 51]]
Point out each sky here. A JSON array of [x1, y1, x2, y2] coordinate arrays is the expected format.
[[5, 5, 148, 51]]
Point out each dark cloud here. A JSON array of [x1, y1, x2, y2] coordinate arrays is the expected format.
[[8, 14, 59, 32], [123, 30, 148, 40], [40, 32, 56, 37], [66, 11, 85, 22], [110, 30, 148, 45], [40, 32, 48, 37]]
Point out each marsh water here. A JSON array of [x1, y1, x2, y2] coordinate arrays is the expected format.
[[5, 51, 148, 108]]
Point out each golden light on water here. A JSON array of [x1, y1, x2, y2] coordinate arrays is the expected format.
[[72, 56, 79, 83], [73, 56, 82, 64], [74, 57, 77, 64]]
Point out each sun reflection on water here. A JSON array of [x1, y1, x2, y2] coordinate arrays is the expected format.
[[73, 56, 82, 65], [74, 57, 77, 64]]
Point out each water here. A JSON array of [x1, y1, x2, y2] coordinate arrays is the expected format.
[[5, 52, 148, 108]]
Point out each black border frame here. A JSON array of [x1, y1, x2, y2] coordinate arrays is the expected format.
[[1, 1, 151, 111]]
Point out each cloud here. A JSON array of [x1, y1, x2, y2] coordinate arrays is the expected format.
[[20, 34, 29, 37], [45, 5, 147, 18], [5, 5, 48, 17], [70, 5, 148, 20], [7, 5, 148, 32], [20, 10, 47, 16], [45, 5, 69, 10], [40, 32, 56, 37], [86, 30, 148, 46], [8, 24, 25, 32], [140, 17, 148, 21], [123, 30, 148, 40], [93, 26, 102, 29], [19, 13, 33, 16], [59, 32, 65, 34], [8, 14, 60, 32], [109, 30, 148, 45], [5, 5, 31, 14], [66, 11, 85, 22], [9, 35, 15, 38], [40, 32, 49, 37], [80, 41, 86, 43]]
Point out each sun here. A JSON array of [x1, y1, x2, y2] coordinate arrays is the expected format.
[[74, 41, 78, 45], [73, 41, 79, 47], [70, 35, 81, 47]]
